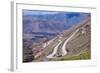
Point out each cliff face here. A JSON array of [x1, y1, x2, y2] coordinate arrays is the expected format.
[[23, 12, 89, 34]]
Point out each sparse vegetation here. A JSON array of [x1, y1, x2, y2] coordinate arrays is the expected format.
[[62, 51, 91, 60]]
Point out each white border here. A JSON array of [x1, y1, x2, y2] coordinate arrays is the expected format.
[[11, 1, 97, 72]]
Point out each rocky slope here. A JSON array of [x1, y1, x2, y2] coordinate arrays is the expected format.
[[22, 11, 91, 62]]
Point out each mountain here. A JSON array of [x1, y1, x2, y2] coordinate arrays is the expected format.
[[23, 14, 91, 62], [23, 11, 90, 34], [58, 16, 91, 60]]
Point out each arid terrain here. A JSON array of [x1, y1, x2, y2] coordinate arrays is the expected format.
[[22, 10, 91, 62]]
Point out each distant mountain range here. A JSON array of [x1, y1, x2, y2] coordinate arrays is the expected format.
[[23, 12, 89, 33], [23, 10, 90, 40]]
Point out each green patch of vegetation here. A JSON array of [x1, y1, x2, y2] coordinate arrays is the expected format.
[[62, 51, 91, 60], [48, 48, 54, 52]]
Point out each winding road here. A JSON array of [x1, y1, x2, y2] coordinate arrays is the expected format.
[[46, 40, 62, 58], [46, 29, 79, 59], [61, 29, 79, 56]]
